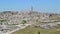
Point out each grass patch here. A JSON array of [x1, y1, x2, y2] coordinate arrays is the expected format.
[[11, 27, 60, 34]]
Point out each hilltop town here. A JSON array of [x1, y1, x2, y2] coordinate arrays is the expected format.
[[0, 8, 60, 34]]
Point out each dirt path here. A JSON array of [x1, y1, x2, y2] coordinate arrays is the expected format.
[[6, 24, 31, 34]]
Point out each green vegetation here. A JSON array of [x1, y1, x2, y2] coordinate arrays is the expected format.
[[11, 27, 60, 34], [38, 32, 40, 34], [21, 20, 27, 24], [0, 19, 7, 22]]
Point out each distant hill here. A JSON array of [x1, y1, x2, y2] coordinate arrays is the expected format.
[[0, 11, 60, 25]]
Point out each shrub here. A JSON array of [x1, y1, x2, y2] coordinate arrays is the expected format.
[[21, 20, 27, 24]]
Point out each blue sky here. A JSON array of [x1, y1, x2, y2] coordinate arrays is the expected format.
[[0, 0, 60, 13]]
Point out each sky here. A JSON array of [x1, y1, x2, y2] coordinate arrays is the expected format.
[[0, 0, 60, 13]]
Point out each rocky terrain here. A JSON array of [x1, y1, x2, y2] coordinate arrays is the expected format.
[[0, 11, 60, 27], [0, 11, 60, 34]]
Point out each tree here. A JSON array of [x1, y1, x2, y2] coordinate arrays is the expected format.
[[38, 32, 40, 34], [21, 20, 27, 24]]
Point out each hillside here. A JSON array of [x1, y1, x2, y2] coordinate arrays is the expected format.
[[0, 11, 60, 34]]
